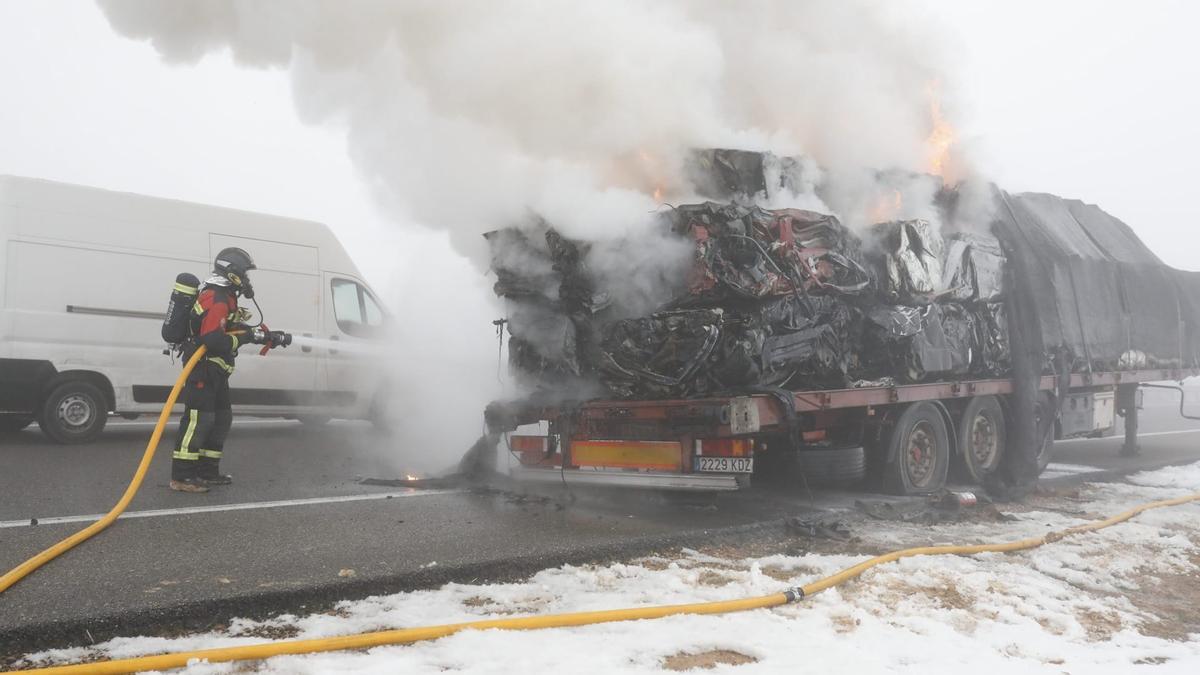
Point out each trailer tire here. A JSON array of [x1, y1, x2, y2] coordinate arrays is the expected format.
[[0, 414, 34, 433], [882, 402, 950, 495], [795, 446, 866, 487], [37, 380, 108, 444], [955, 396, 1006, 484]]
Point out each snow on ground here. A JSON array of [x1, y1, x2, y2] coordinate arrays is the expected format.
[[16, 464, 1200, 674]]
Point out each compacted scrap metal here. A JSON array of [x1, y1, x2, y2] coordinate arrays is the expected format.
[[486, 148, 1200, 421]]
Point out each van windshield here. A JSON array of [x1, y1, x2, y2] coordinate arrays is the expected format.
[[331, 278, 386, 338]]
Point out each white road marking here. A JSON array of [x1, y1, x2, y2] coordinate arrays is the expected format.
[[0, 489, 462, 529], [1060, 428, 1200, 443], [106, 419, 296, 428], [1043, 463, 1102, 474]]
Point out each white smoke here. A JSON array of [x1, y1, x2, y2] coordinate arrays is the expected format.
[[96, 0, 978, 253], [95, 0, 985, 471]]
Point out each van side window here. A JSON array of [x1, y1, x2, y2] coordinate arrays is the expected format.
[[363, 290, 384, 326], [331, 279, 384, 338]]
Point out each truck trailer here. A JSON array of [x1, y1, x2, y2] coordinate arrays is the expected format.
[[501, 366, 1188, 495], [482, 154, 1200, 495]]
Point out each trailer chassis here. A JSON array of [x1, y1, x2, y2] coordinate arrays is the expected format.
[[506, 368, 1197, 493]]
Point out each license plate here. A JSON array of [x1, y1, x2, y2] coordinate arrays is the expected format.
[[695, 456, 754, 473]]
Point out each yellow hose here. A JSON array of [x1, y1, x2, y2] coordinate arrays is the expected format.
[[0, 347, 207, 594], [799, 491, 1200, 596], [20, 489, 1200, 674], [24, 595, 791, 675]]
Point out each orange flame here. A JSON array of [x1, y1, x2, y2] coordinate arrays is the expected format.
[[405, 474, 419, 481], [637, 149, 668, 202], [925, 80, 956, 181], [867, 189, 904, 224]]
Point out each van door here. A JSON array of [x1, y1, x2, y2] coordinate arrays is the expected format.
[[321, 272, 387, 417], [209, 234, 320, 409]]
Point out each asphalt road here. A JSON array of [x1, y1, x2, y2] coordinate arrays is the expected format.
[[3, 405, 1200, 654]]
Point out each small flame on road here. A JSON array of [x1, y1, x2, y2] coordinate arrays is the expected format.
[[405, 474, 419, 482]]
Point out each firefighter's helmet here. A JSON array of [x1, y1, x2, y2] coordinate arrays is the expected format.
[[213, 247, 257, 296]]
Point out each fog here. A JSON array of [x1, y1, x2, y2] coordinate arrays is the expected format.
[[1, 0, 1197, 475]]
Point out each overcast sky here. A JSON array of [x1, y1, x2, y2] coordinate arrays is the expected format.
[[1, 0, 1198, 285]]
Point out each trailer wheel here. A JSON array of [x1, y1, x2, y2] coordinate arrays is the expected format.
[[0, 414, 34, 433], [882, 402, 949, 495], [1034, 393, 1056, 474], [37, 380, 108, 444], [955, 396, 1006, 484], [795, 446, 866, 487]]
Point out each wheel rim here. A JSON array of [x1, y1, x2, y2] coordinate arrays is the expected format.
[[57, 394, 95, 431], [969, 413, 999, 469], [905, 421, 938, 487]]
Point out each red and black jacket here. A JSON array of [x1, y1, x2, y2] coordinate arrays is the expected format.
[[187, 284, 241, 373]]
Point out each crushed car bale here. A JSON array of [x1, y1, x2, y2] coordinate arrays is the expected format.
[[486, 150, 1200, 407], [487, 204, 1007, 401]]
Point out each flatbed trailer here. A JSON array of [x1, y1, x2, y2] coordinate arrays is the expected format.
[[506, 368, 1198, 494]]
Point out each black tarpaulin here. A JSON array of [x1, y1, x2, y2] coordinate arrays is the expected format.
[[987, 189, 1199, 500], [993, 191, 1196, 370], [1174, 270, 1200, 367]]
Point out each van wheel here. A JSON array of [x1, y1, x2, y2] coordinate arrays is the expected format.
[[955, 396, 1006, 484], [0, 414, 34, 433], [38, 381, 108, 444], [882, 402, 950, 495]]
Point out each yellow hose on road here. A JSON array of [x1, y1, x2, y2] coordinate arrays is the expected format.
[[21, 489, 1200, 674], [0, 347, 207, 594]]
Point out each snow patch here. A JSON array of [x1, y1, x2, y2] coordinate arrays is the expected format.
[[16, 463, 1200, 674]]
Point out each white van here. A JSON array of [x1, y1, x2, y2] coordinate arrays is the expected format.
[[0, 175, 389, 443]]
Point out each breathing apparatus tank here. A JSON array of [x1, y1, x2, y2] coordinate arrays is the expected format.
[[162, 273, 200, 347]]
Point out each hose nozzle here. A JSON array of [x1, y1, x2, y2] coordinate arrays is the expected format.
[[248, 326, 293, 355]]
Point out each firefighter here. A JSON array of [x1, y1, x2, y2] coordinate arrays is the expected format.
[[169, 247, 275, 493]]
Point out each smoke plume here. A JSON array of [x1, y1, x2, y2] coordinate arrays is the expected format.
[[97, 0, 980, 245], [96, 0, 985, 471]]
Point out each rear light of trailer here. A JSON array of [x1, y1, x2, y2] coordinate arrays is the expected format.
[[694, 438, 753, 457], [509, 435, 546, 453], [509, 435, 560, 466]]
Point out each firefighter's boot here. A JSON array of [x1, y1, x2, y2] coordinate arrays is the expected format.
[[169, 478, 210, 494], [198, 455, 233, 485]]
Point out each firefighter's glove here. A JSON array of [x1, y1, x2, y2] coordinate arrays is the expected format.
[[226, 323, 253, 341]]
